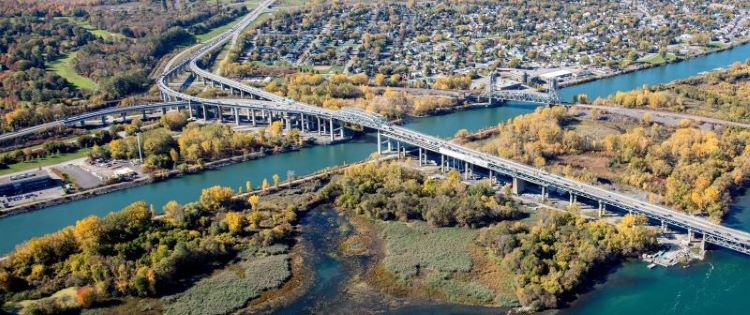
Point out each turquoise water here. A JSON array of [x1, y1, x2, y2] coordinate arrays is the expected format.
[[559, 43, 750, 102], [0, 103, 538, 255], [1, 43, 750, 314]]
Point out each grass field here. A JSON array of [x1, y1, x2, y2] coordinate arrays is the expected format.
[[196, 15, 247, 43], [0, 149, 89, 176], [54, 17, 124, 40], [46, 52, 99, 91], [637, 52, 677, 65]]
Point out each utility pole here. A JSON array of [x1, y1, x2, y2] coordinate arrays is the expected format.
[[136, 132, 143, 163]]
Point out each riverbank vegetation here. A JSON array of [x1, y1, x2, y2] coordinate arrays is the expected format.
[[593, 60, 750, 122], [471, 106, 750, 221], [0, 183, 310, 314], [261, 73, 462, 119], [323, 162, 656, 310], [102, 119, 304, 171], [320, 163, 522, 226]]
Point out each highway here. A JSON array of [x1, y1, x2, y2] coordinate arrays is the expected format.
[[2, 0, 749, 255], [156, 0, 750, 255]]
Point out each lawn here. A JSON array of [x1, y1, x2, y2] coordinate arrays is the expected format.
[[53, 17, 124, 41], [196, 15, 247, 43], [637, 53, 677, 65], [46, 52, 99, 91], [0, 149, 89, 176]]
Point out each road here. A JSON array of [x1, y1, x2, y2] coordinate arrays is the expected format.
[[575, 104, 750, 129]]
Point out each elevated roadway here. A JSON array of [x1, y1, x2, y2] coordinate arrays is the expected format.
[[3, 0, 749, 255]]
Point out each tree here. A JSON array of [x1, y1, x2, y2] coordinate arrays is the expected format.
[[225, 212, 244, 233], [247, 195, 260, 210], [246, 180, 252, 192], [160, 111, 188, 131], [272, 174, 280, 188], [199, 186, 235, 211], [76, 286, 97, 308], [262, 178, 269, 191]]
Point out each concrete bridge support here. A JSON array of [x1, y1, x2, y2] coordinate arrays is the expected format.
[[101, 116, 106, 125], [598, 200, 605, 218], [569, 192, 577, 205], [512, 177, 526, 195], [251, 109, 256, 126], [377, 131, 382, 155], [202, 105, 207, 120], [234, 108, 240, 125], [329, 119, 334, 141], [142, 110, 147, 120], [121, 112, 127, 123]]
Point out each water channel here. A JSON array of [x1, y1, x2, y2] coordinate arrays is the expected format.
[[1, 43, 750, 313]]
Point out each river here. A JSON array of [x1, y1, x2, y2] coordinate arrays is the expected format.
[[2, 43, 750, 314]]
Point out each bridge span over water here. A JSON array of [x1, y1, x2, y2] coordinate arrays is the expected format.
[[3, 0, 750, 255]]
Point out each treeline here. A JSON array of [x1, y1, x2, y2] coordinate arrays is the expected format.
[[598, 60, 750, 122], [0, 130, 114, 170], [101, 119, 303, 170], [320, 163, 521, 227], [478, 212, 656, 310], [0, 185, 300, 313], [263, 72, 460, 119], [478, 106, 750, 221]]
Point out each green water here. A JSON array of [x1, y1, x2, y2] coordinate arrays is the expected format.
[[1, 43, 750, 314]]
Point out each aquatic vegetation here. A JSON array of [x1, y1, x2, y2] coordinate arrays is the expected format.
[[163, 254, 291, 315], [380, 221, 476, 281]]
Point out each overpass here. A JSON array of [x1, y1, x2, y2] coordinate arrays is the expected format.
[[3, 0, 750, 256], [151, 0, 750, 255], [479, 72, 561, 105]]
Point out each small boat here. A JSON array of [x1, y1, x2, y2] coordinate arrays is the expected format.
[[647, 263, 657, 269]]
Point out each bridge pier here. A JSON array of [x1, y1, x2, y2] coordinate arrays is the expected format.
[[187, 101, 193, 119], [512, 177, 526, 195], [251, 109, 256, 126], [329, 119, 334, 141], [316, 116, 321, 135], [598, 200, 604, 218], [161, 107, 167, 116], [101, 116, 106, 126], [80, 120, 85, 127], [660, 220, 667, 232], [234, 107, 240, 125], [688, 228, 694, 242], [440, 154, 445, 173], [202, 105, 207, 120], [569, 192, 577, 205], [387, 139, 392, 152], [121, 112, 127, 123], [541, 186, 547, 201], [377, 131, 382, 155]]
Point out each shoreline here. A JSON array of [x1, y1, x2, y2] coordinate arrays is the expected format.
[[0, 141, 328, 219], [558, 39, 750, 90]]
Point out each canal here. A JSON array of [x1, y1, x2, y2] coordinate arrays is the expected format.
[[1, 43, 750, 314]]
